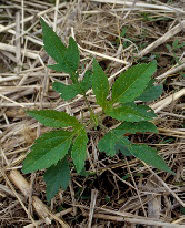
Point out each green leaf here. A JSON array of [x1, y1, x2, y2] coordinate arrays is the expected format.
[[52, 71, 92, 101], [166, 44, 172, 52], [136, 81, 163, 102], [27, 110, 80, 128], [48, 38, 80, 75], [40, 18, 66, 62], [110, 122, 157, 156], [114, 121, 158, 134], [98, 131, 130, 156], [178, 42, 185, 49], [79, 167, 91, 177], [71, 129, 88, 173], [129, 144, 174, 174], [53, 81, 80, 101], [66, 37, 80, 73], [111, 62, 157, 104], [120, 27, 127, 37], [44, 157, 70, 201], [172, 39, 179, 50], [22, 130, 73, 174], [115, 144, 132, 156], [92, 59, 109, 110], [40, 18, 79, 75], [106, 103, 156, 122], [79, 70, 92, 94]]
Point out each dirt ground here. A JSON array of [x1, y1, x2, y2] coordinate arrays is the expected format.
[[0, 0, 185, 227]]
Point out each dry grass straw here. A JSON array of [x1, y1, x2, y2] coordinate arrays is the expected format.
[[0, 0, 185, 227]]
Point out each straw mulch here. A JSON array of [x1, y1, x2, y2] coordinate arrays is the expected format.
[[0, 0, 185, 227]]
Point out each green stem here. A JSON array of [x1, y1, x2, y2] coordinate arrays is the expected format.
[[77, 79, 97, 126], [77, 79, 95, 119]]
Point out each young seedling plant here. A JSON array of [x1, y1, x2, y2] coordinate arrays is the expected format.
[[166, 39, 185, 64], [22, 18, 174, 201]]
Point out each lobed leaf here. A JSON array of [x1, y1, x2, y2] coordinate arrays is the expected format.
[[22, 131, 73, 174], [44, 157, 70, 201], [71, 129, 88, 173], [27, 110, 80, 128], [52, 71, 92, 101], [136, 81, 163, 102], [99, 134, 173, 173], [129, 144, 174, 174], [110, 122, 157, 156], [40, 18, 79, 75], [98, 131, 130, 156], [106, 103, 156, 122], [40, 18, 66, 63], [92, 59, 110, 110], [111, 62, 157, 104], [48, 38, 80, 75]]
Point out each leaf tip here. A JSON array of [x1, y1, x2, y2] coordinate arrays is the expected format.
[[92, 58, 98, 67], [40, 17, 48, 30], [40, 17, 44, 23]]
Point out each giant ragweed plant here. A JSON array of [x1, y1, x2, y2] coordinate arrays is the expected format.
[[22, 18, 174, 201]]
